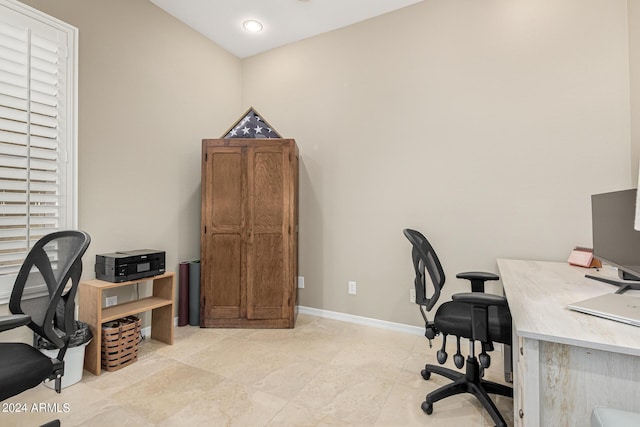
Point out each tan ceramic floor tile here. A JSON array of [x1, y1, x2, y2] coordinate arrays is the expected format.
[[1, 315, 513, 426], [342, 325, 421, 353], [58, 397, 155, 427], [158, 379, 288, 427], [329, 341, 412, 382], [266, 401, 357, 427], [2, 377, 116, 426], [289, 364, 395, 425], [257, 337, 344, 364], [250, 357, 327, 400], [111, 362, 227, 424], [293, 313, 317, 327], [245, 324, 355, 364], [81, 351, 175, 394], [376, 381, 483, 426], [0, 402, 66, 427], [181, 337, 298, 385], [153, 328, 227, 361]]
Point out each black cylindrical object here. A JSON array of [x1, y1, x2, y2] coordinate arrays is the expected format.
[[188, 260, 200, 326], [178, 262, 189, 326]]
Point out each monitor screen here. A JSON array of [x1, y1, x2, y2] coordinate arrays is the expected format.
[[592, 189, 640, 280]]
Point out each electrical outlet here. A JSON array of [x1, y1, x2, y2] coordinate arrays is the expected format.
[[348, 281, 357, 295], [409, 289, 416, 303], [105, 296, 117, 307], [298, 276, 305, 288]]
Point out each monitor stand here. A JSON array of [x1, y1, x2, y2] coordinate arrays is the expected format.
[[585, 274, 640, 294]]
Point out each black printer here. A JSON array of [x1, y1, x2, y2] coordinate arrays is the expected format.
[[95, 249, 165, 283]]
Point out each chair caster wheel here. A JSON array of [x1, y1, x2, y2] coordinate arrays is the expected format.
[[421, 369, 431, 380], [421, 401, 433, 415]]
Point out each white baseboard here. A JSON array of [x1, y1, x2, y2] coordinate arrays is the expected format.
[[297, 305, 424, 336]]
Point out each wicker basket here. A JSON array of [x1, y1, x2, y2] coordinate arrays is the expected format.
[[101, 315, 141, 372]]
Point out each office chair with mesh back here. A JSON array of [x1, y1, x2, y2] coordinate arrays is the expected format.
[[0, 230, 90, 402], [403, 228, 512, 427]]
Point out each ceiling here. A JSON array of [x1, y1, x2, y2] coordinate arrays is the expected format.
[[149, 0, 424, 59]]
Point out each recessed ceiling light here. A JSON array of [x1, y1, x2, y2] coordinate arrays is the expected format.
[[243, 19, 263, 33]]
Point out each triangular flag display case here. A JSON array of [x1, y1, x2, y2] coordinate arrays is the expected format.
[[222, 107, 282, 139], [200, 109, 298, 328]]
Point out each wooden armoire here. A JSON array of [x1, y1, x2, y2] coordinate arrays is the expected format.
[[200, 138, 298, 328]]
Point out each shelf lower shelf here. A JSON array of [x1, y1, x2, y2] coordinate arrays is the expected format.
[[102, 296, 172, 323], [80, 272, 175, 376]]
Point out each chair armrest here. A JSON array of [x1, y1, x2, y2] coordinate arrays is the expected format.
[[0, 314, 31, 333], [451, 292, 508, 307], [456, 272, 499, 282], [456, 271, 499, 292]]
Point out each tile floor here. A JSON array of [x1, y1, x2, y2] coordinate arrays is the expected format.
[[2, 314, 513, 426]]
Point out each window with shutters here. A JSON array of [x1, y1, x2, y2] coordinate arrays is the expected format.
[[0, 0, 77, 303]]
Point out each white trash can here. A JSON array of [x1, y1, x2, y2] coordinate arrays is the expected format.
[[40, 339, 91, 389], [35, 321, 93, 389]]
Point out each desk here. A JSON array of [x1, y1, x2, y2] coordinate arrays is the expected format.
[[497, 259, 640, 426]]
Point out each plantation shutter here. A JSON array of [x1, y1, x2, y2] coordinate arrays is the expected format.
[[0, 1, 77, 302]]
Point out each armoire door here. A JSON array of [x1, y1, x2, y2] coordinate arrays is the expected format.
[[246, 144, 292, 321], [200, 146, 246, 323], [201, 138, 297, 328]]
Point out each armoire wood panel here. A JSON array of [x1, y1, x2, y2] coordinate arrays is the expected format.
[[200, 138, 298, 328]]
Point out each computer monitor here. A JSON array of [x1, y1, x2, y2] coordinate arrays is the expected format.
[[589, 188, 640, 293]]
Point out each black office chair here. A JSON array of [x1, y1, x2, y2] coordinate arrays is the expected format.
[[0, 230, 90, 402], [403, 228, 512, 427]]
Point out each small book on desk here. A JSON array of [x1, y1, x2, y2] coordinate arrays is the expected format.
[[567, 293, 640, 327], [567, 247, 602, 268]]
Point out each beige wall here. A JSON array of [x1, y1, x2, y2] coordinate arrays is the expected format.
[[2, 0, 635, 331], [630, 0, 640, 181], [243, 0, 632, 326], [10, 0, 241, 320], [19, 0, 241, 264]]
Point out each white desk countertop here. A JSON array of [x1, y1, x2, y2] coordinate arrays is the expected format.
[[497, 258, 640, 357]]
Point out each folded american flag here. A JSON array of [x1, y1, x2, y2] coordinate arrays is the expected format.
[[223, 107, 281, 139]]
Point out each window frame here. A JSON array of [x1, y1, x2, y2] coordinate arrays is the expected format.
[[0, 0, 78, 304]]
